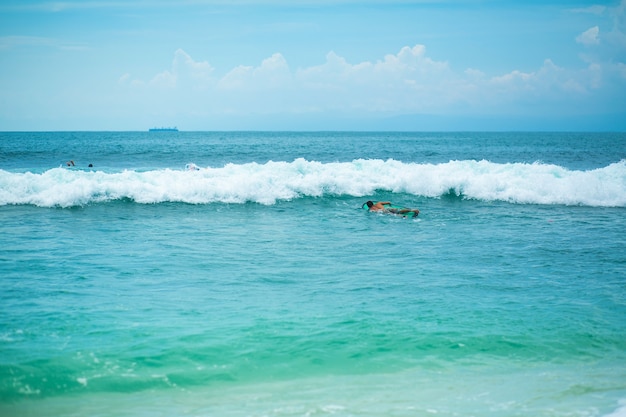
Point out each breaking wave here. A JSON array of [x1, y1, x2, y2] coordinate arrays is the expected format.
[[1, 158, 624, 207]]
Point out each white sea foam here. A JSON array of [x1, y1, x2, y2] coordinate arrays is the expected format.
[[604, 400, 626, 417], [0, 159, 624, 207]]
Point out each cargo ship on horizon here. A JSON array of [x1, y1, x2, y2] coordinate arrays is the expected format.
[[149, 127, 178, 132]]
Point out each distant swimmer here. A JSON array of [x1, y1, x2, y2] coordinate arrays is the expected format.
[[88, 163, 93, 168], [66, 160, 75, 167], [185, 163, 200, 171], [365, 201, 419, 217]]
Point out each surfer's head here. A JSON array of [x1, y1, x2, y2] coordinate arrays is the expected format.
[[366, 201, 374, 208]]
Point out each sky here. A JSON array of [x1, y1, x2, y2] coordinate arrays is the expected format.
[[0, 0, 625, 131]]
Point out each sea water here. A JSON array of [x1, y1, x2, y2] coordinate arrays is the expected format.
[[1, 131, 625, 417]]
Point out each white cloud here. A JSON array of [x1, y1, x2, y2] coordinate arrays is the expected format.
[[296, 51, 355, 85], [487, 59, 591, 96], [218, 52, 291, 91], [297, 45, 448, 87], [251, 53, 292, 87], [150, 70, 176, 88], [144, 48, 214, 89], [454, 58, 605, 111], [577, 26, 600, 45], [172, 48, 214, 85], [291, 45, 456, 112], [491, 69, 533, 85], [377, 44, 447, 74], [218, 65, 253, 90], [125, 43, 624, 120]]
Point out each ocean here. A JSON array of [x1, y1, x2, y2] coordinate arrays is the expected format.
[[1, 131, 625, 417]]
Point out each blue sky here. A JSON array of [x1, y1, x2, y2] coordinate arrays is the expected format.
[[1, 0, 625, 131]]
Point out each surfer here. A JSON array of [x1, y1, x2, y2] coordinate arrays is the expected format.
[[365, 201, 419, 216]]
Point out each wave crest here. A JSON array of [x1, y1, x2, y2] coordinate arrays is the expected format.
[[1, 159, 624, 207]]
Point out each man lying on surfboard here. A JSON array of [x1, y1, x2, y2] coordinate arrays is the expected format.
[[365, 201, 420, 217]]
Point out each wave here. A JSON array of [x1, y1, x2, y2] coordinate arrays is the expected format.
[[1, 159, 625, 208]]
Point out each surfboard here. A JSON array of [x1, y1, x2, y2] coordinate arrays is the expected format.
[[362, 203, 419, 218]]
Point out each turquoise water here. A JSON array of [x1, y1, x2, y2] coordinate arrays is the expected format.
[[1, 132, 626, 416]]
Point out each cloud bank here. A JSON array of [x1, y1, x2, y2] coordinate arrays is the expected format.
[[118, 38, 625, 127], [577, 26, 601, 45]]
